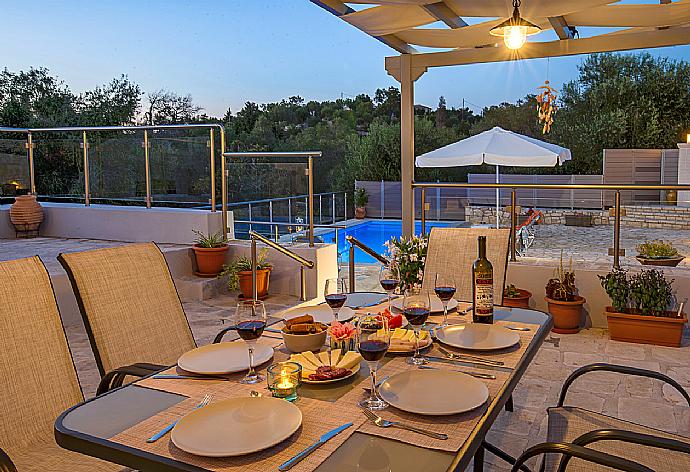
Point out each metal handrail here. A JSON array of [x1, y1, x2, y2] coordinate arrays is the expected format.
[[224, 151, 322, 247], [0, 123, 228, 233], [412, 181, 690, 269], [346, 235, 390, 292], [249, 230, 314, 301]]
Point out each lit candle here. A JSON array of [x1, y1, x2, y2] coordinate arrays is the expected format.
[[686, 133, 689, 144], [267, 362, 301, 401]]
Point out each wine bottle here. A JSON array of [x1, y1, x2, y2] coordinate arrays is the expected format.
[[472, 236, 494, 324]]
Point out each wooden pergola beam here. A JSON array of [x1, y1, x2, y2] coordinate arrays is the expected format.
[[386, 25, 690, 75], [548, 16, 574, 40], [310, 0, 417, 54], [422, 2, 468, 29]]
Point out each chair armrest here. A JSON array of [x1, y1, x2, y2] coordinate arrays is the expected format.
[[97, 363, 167, 395], [558, 363, 690, 407], [0, 447, 17, 472], [213, 326, 236, 344], [511, 442, 653, 472]]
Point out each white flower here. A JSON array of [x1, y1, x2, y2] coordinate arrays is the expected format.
[[410, 253, 417, 262]]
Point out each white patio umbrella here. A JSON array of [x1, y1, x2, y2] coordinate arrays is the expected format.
[[416, 126, 571, 228]]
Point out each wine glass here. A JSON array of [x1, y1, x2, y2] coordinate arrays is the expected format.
[[234, 300, 267, 384], [378, 265, 399, 312], [357, 314, 390, 410], [324, 278, 347, 321], [434, 273, 456, 328], [402, 287, 431, 366]]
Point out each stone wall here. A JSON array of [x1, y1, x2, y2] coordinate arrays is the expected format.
[[465, 205, 690, 229]]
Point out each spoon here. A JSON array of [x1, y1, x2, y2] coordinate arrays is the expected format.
[[505, 326, 530, 331], [250, 390, 262, 397]]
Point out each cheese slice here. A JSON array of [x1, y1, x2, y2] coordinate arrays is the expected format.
[[301, 369, 315, 379], [418, 330, 429, 340], [330, 348, 341, 367], [336, 351, 362, 370], [290, 353, 320, 372], [404, 330, 416, 342], [392, 328, 405, 339], [318, 351, 331, 366], [376, 328, 386, 338], [302, 350, 322, 367]]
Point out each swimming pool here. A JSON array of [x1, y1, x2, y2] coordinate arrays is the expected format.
[[320, 220, 457, 264]]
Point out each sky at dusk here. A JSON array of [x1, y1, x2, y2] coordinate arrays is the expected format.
[[3, 0, 690, 118]]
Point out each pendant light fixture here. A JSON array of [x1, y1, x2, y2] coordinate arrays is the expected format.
[[490, 0, 541, 50]]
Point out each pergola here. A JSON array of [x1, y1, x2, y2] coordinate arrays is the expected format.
[[311, 0, 690, 236]]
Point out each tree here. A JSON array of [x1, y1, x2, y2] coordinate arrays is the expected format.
[[78, 75, 141, 126], [435, 96, 447, 128], [144, 90, 202, 125]]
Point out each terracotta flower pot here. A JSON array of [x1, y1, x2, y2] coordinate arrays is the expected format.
[[503, 289, 532, 309], [545, 295, 585, 334], [355, 207, 366, 219], [605, 307, 687, 347], [238, 269, 271, 299], [192, 244, 229, 277], [9, 194, 43, 238], [635, 256, 684, 267]]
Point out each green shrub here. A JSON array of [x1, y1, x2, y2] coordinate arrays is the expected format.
[[636, 240, 680, 259]]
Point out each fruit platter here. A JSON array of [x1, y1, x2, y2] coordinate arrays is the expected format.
[[370, 328, 432, 353], [358, 308, 406, 330], [288, 348, 363, 384]]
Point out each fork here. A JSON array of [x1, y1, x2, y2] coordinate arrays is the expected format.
[[438, 346, 504, 366], [147, 394, 212, 443], [362, 409, 448, 440]]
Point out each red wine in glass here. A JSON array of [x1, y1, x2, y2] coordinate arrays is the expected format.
[[380, 279, 398, 292], [403, 306, 430, 326], [325, 293, 347, 309], [236, 320, 266, 341], [434, 286, 456, 302], [358, 339, 389, 362]]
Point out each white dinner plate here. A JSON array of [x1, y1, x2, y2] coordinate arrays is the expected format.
[[177, 342, 274, 375], [391, 297, 459, 314], [379, 369, 489, 415], [435, 323, 520, 351], [171, 397, 302, 457], [278, 304, 356, 323], [301, 363, 361, 384]]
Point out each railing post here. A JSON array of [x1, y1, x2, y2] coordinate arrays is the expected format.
[[209, 129, 216, 212], [332, 193, 336, 224], [308, 156, 314, 247], [344, 191, 348, 219], [143, 130, 152, 208], [436, 184, 441, 220], [269, 201, 273, 223], [349, 239, 356, 293], [421, 187, 426, 235], [319, 194, 322, 224], [274, 224, 279, 242], [613, 190, 621, 269], [380, 180, 385, 219], [82, 131, 90, 206], [288, 197, 292, 223], [251, 236, 258, 302], [220, 128, 228, 237], [248, 203, 252, 233], [510, 189, 517, 262], [26, 132, 36, 195], [300, 265, 307, 301]]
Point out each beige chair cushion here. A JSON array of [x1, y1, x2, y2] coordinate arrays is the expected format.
[[545, 406, 690, 471], [422, 227, 510, 304], [0, 257, 84, 457], [11, 439, 130, 472], [59, 243, 196, 375]]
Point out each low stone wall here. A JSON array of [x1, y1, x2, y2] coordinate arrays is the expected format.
[[465, 205, 690, 229]]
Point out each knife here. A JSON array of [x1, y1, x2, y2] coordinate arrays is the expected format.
[[426, 356, 512, 370], [152, 374, 229, 381], [278, 422, 353, 471]]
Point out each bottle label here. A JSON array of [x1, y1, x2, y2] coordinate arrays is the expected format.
[[474, 277, 494, 315]]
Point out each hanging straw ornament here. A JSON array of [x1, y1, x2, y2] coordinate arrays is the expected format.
[[536, 80, 558, 134]]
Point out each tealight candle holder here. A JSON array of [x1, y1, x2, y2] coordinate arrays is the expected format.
[[267, 362, 301, 401]]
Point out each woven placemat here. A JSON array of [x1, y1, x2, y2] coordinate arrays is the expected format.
[[110, 394, 366, 472], [342, 357, 510, 452]]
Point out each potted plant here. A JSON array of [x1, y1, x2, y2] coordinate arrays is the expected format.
[[503, 284, 532, 309], [544, 252, 586, 334], [354, 187, 368, 219], [219, 249, 273, 299], [635, 240, 684, 267], [600, 268, 686, 347], [191, 230, 229, 277], [384, 234, 427, 292]]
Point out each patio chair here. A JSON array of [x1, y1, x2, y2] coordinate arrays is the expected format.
[[58, 242, 198, 395], [508, 363, 690, 471], [0, 257, 126, 471], [421, 227, 510, 304]]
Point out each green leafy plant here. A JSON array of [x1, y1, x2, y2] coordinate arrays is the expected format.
[[629, 269, 675, 316], [354, 187, 369, 208], [598, 268, 630, 312], [218, 249, 272, 291], [636, 240, 680, 259], [384, 234, 427, 292], [545, 251, 578, 301], [504, 284, 523, 299], [192, 230, 227, 248]]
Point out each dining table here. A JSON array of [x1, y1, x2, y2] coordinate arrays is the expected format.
[[55, 291, 553, 472]]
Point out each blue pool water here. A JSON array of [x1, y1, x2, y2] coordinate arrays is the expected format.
[[320, 220, 455, 264]]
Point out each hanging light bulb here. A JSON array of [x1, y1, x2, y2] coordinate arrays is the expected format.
[[490, 0, 541, 50]]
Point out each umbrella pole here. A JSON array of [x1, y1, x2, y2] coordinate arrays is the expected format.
[[495, 166, 500, 229]]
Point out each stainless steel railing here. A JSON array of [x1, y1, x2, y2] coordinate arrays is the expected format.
[[0, 123, 228, 233], [346, 235, 390, 292], [249, 230, 314, 301], [234, 220, 346, 245]]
